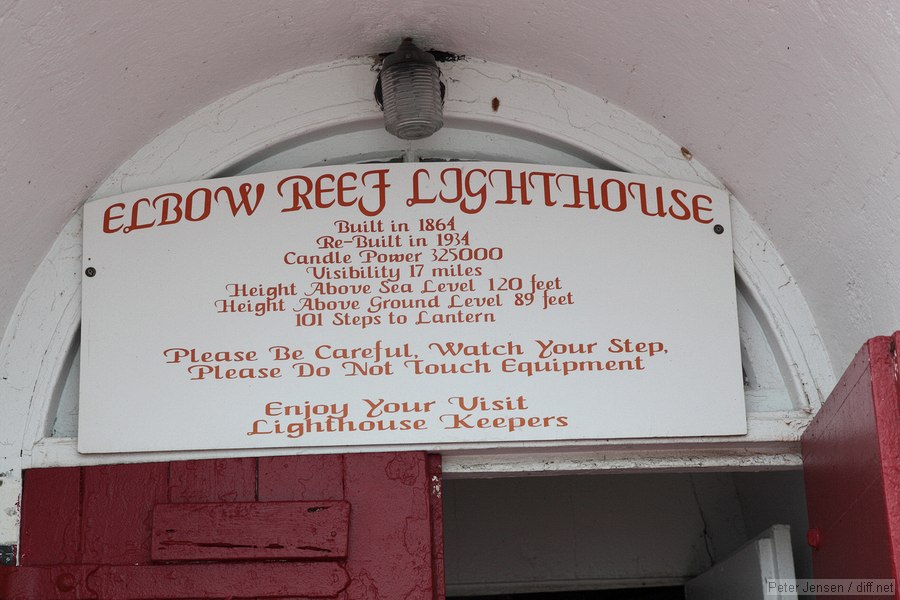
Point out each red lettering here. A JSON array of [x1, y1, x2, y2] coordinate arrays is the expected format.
[[602, 178, 628, 211], [407, 168, 436, 206], [102, 202, 126, 234], [693, 194, 714, 223], [461, 168, 488, 214], [153, 193, 183, 226], [641, 186, 667, 217], [488, 169, 531, 205], [278, 175, 314, 212], [359, 169, 389, 216], [184, 187, 214, 223], [668, 188, 692, 220], [336, 172, 359, 206], [555, 173, 596, 208], [438, 168, 462, 203], [315, 173, 336, 208], [123, 198, 156, 233], [215, 182, 264, 216]]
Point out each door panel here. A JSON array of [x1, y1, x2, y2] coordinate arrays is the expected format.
[[4, 562, 349, 600], [16, 467, 81, 566], [150, 500, 351, 561], [81, 462, 170, 565], [801, 333, 900, 583], [169, 457, 258, 502], [258, 454, 345, 501], [1, 451, 445, 599]]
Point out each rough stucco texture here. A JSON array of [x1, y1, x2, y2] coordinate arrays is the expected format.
[[2, 0, 899, 372]]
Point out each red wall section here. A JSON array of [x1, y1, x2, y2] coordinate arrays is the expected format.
[[802, 333, 900, 587], [2, 452, 444, 599]]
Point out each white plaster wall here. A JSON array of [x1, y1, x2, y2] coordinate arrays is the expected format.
[[1, 2, 898, 374]]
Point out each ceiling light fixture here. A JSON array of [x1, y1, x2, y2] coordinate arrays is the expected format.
[[375, 38, 445, 140]]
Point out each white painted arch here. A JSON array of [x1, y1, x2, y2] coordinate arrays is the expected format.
[[0, 59, 834, 546]]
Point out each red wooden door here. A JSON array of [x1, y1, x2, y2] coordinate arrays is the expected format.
[[0, 452, 444, 599], [802, 332, 900, 586]]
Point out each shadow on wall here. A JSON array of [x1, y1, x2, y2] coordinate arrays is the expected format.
[[443, 471, 811, 595]]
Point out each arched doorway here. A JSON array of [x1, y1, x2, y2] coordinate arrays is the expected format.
[[3, 57, 863, 597]]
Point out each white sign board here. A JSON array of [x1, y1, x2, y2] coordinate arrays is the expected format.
[[79, 163, 745, 453]]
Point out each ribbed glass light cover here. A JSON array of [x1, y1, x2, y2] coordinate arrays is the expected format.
[[380, 42, 444, 140]]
